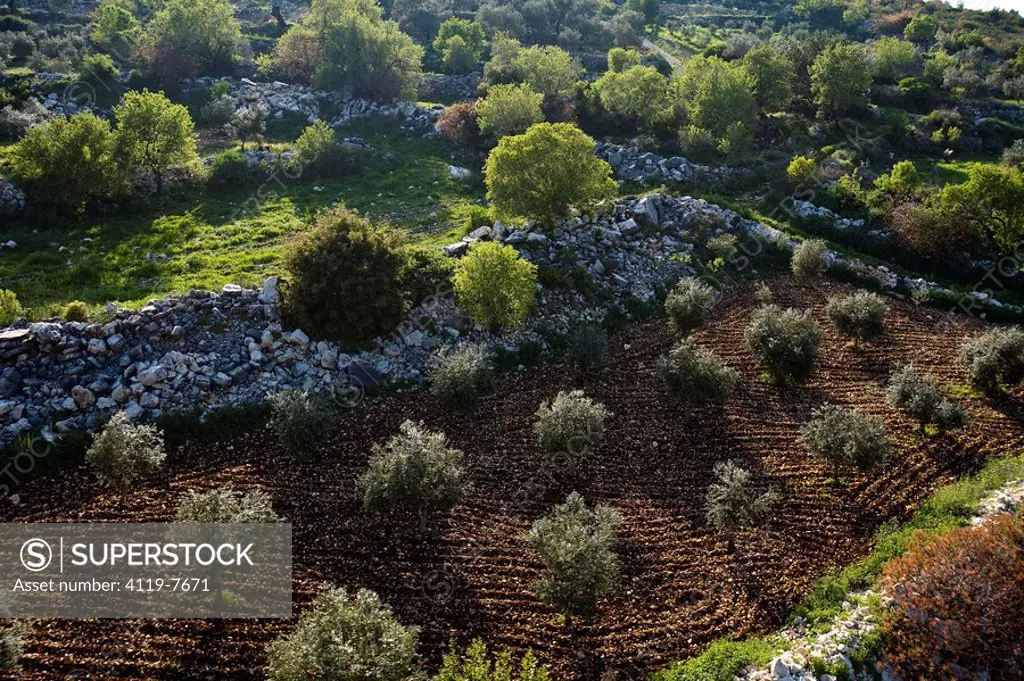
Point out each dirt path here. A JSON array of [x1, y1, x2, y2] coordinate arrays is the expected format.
[[642, 38, 682, 71], [3, 276, 1021, 680]]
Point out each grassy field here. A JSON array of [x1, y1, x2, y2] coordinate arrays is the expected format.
[[1, 120, 486, 317]]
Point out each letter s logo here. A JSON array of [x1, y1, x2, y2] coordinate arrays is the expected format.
[[20, 539, 52, 572]]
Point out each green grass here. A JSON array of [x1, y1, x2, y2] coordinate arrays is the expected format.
[[1, 121, 486, 317], [653, 638, 777, 681]]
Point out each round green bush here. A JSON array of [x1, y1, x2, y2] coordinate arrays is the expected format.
[[453, 242, 537, 331], [744, 304, 821, 384], [208, 149, 261, 189], [282, 206, 410, 345], [62, 300, 90, 322], [665, 278, 717, 335]]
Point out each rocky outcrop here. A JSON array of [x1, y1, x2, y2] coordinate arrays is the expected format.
[[419, 73, 481, 102]]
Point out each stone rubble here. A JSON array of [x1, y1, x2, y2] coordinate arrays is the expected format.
[[596, 142, 753, 185], [0, 180, 26, 215], [791, 200, 866, 232]]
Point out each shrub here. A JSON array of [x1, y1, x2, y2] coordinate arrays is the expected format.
[[175, 486, 281, 523], [453, 242, 537, 331], [565, 324, 608, 376], [283, 207, 409, 345], [706, 461, 778, 550], [436, 639, 551, 681], [86, 412, 166, 489], [358, 420, 467, 529], [745, 305, 821, 385], [484, 122, 616, 225], [292, 121, 362, 180], [887, 199, 981, 265], [62, 300, 90, 322], [436, 102, 481, 148], [665, 278, 717, 334], [790, 239, 828, 280], [429, 344, 494, 410], [787, 155, 816, 187], [658, 339, 739, 405], [268, 390, 333, 459], [200, 95, 236, 126], [957, 327, 1024, 395], [0, 289, 23, 326], [887, 364, 968, 431], [80, 53, 122, 106], [706, 233, 739, 262], [208, 149, 262, 189], [526, 492, 621, 618], [266, 587, 418, 681], [1003, 139, 1024, 169], [825, 290, 887, 345], [881, 515, 1024, 680], [800, 403, 891, 476], [534, 390, 609, 457], [476, 83, 545, 140]]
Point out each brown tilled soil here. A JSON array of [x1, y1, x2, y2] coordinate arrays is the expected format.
[[4, 275, 1023, 680]]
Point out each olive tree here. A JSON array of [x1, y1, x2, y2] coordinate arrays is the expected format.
[[658, 339, 739, 405], [665, 278, 717, 334], [175, 486, 281, 523], [887, 365, 969, 432], [791, 239, 829, 280], [534, 390, 609, 459], [800, 403, 892, 477], [267, 588, 418, 681], [825, 290, 887, 346], [809, 42, 873, 117], [484, 123, 616, 224], [526, 492, 621, 620], [358, 421, 467, 530], [957, 327, 1024, 395], [268, 390, 334, 459], [86, 412, 166, 489], [475, 83, 544, 140], [429, 344, 495, 410], [745, 305, 821, 385], [705, 461, 779, 551]]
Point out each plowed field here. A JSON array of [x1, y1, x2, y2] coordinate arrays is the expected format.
[[4, 275, 1022, 680]]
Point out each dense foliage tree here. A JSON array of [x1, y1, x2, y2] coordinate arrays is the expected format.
[[476, 83, 544, 139], [607, 47, 641, 73], [269, 25, 320, 83], [453, 242, 537, 330], [267, 588, 418, 681], [672, 56, 757, 145], [282, 206, 409, 344], [512, 45, 577, 96], [871, 37, 921, 83], [434, 18, 485, 74], [903, 15, 936, 44], [594, 65, 670, 132], [7, 113, 123, 214], [937, 165, 1024, 252], [146, 0, 243, 79], [740, 44, 795, 113], [809, 42, 873, 117], [526, 492, 621, 619], [484, 123, 615, 224], [90, 0, 141, 58], [113, 89, 198, 193], [626, 0, 659, 25]]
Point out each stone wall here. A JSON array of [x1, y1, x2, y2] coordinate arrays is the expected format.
[[2, 193, 1017, 447], [0, 181, 26, 216]]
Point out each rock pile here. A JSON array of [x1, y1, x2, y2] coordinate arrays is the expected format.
[[0, 180, 26, 215], [190, 77, 444, 132], [419, 73, 481, 102], [791, 200, 866, 232], [596, 142, 752, 185]]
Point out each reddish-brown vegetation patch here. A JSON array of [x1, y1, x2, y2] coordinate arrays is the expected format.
[[4, 275, 1023, 680]]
